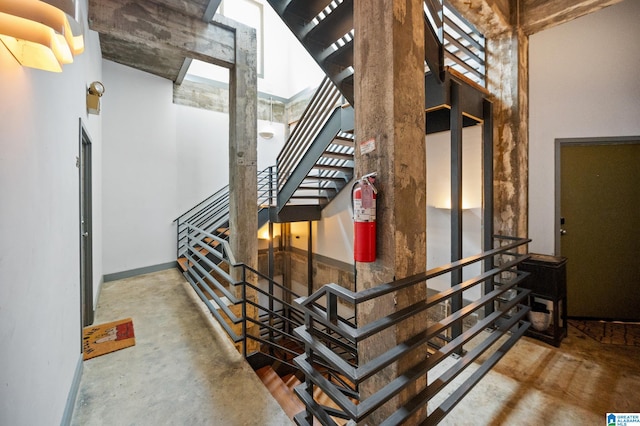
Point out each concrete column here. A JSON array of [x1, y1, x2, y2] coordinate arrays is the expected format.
[[446, 0, 529, 239], [228, 22, 259, 354], [446, 0, 617, 241], [486, 29, 528, 239], [353, 0, 427, 423], [228, 22, 258, 272]]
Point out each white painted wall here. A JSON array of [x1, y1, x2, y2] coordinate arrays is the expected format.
[[0, 0, 104, 422], [175, 105, 229, 214], [263, 2, 325, 98], [257, 119, 286, 170], [427, 127, 483, 296], [529, 0, 640, 254], [286, 184, 354, 265], [315, 184, 355, 263], [102, 61, 178, 274], [102, 61, 286, 275]]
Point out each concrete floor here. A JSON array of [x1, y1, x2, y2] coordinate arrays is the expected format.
[[71, 268, 292, 425], [72, 269, 639, 426], [435, 324, 640, 425]]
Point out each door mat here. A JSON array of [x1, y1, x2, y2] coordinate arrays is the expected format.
[[569, 319, 640, 347], [83, 318, 135, 360]]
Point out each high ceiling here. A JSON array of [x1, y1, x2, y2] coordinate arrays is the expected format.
[[88, 0, 621, 84]]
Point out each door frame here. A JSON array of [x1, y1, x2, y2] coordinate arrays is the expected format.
[[79, 119, 94, 328], [554, 135, 639, 255]]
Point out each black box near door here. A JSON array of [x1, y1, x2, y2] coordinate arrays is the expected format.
[[519, 254, 568, 347]]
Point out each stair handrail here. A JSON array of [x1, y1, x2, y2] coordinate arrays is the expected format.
[[180, 219, 313, 366], [425, 0, 485, 86], [257, 165, 277, 208], [175, 166, 276, 257], [277, 77, 343, 191], [291, 235, 531, 425]]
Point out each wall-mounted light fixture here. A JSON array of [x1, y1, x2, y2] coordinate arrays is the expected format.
[[259, 97, 275, 139], [86, 81, 104, 115], [0, 0, 84, 72]]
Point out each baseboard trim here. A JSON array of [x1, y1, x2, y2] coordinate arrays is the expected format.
[[104, 261, 178, 282], [60, 354, 83, 426]]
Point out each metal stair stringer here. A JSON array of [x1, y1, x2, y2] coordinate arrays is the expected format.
[[277, 105, 354, 213], [266, 0, 356, 105], [266, 0, 449, 106]]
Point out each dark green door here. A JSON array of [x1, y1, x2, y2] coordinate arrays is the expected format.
[[559, 141, 640, 320]]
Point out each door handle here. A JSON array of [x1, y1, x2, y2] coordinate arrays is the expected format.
[[83, 232, 89, 237], [560, 228, 567, 235]]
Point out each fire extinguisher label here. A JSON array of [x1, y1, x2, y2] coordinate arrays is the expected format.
[[354, 198, 376, 222], [361, 184, 374, 209]]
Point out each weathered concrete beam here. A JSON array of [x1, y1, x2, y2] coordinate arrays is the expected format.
[[446, 0, 512, 36], [88, 0, 235, 68], [173, 79, 286, 120], [520, 0, 624, 35], [99, 32, 186, 81], [142, 0, 210, 19]]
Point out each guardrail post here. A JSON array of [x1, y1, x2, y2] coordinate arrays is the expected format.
[[328, 293, 338, 325], [176, 219, 180, 259], [186, 224, 191, 271], [242, 266, 248, 359]]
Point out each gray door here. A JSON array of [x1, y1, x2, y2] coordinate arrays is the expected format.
[[557, 138, 640, 320], [79, 120, 94, 327]]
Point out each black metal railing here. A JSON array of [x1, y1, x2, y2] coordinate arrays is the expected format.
[[180, 221, 363, 381], [257, 166, 277, 208], [174, 166, 276, 259], [291, 236, 531, 425], [424, 0, 486, 86], [181, 222, 306, 361], [277, 76, 344, 193], [178, 192, 531, 425]]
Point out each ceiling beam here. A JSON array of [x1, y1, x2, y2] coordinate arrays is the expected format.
[[446, 0, 512, 37], [520, 0, 625, 35], [89, 0, 236, 68]]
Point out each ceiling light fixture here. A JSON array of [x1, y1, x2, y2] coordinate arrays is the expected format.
[[259, 97, 275, 140], [0, 0, 84, 72]]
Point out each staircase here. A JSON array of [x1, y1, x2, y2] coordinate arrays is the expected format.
[[257, 366, 307, 421], [257, 365, 353, 426], [175, 167, 274, 265], [173, 2, 534, 424], [266, 0, 486, 107], [277, 77, 354, 219]]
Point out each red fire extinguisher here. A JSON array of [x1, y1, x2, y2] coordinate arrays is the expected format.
[[353, 173, 377, 262]]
